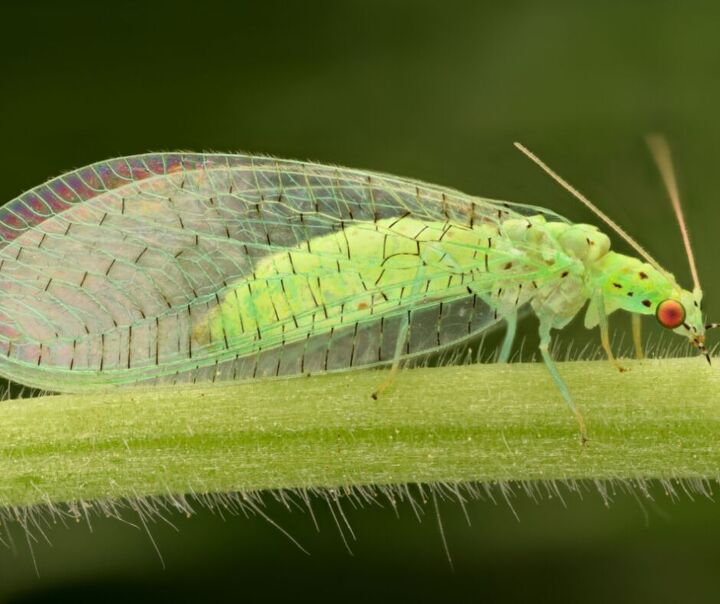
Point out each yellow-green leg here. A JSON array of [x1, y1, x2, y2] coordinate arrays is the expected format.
[[371, 311, 411, 400], [595, 296, 627, 372], [372, 252, 431, 400], [631, 314, 644, 359]]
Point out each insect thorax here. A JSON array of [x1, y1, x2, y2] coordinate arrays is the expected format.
[[498, 218, 609, 328]]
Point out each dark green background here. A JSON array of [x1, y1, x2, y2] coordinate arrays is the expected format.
[[1, 1, 720, 601]]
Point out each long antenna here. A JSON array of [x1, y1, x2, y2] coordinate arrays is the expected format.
[[645, 134, 701, 291], [513, 142, 670, 278]]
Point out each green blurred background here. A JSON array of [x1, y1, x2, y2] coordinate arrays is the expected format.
[[1, 0, 720, 601]]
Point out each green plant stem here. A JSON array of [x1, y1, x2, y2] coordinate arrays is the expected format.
[[0, 358, 718, 508]]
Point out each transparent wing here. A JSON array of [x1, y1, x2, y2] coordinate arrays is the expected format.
[[0, 153, 571, 390]]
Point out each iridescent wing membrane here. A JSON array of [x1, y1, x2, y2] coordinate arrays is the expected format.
[[0, 153, 570, 391]]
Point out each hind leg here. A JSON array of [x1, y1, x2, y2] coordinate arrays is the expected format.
[[371, 249, 431, 399], [371, 309, 411, 400]]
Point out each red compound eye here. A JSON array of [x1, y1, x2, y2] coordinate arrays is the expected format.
[[656, 299, 686, 329]]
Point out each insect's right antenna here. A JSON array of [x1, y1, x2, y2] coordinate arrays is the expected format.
[[646, 134, 701, 292], [513, 142, 670, 278]]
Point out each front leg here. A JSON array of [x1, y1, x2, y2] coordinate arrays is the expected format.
[[594, 295, 627, 372], [631, 314, 644, 360]]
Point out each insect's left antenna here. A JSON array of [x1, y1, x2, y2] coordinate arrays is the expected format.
[[513, 142, 670, 279], [646, 134, 701, 292]]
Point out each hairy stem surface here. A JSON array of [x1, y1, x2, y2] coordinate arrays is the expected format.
[[0, 358, 718, 508]]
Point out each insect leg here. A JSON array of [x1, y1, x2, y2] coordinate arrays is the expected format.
[[371, 310, 411, 400], [594, 295, 627, 372], [497, 311, 517, 363], [371, 249, 431, 400], [538, 320, 588, 443], [631, 314, 644, 359]]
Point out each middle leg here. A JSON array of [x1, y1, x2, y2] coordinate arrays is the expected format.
[[497, 311, 517, 363], [538, 320, 588, 443]]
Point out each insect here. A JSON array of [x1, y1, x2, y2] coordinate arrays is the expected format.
[[0, 141, 711, 440]]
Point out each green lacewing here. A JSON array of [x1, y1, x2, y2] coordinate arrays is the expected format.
[[0, 140, 711, 438]]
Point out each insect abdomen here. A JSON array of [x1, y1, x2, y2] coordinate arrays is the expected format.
[[193, 217, 504, 379]]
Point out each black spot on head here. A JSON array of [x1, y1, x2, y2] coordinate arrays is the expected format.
[[613, 283, 622, 288], [642, 299, 652, 307], [503, 262, 513, 270], [639, 271, 649, 280], [586, 238, 595, 246], [561, 271, 569, 278], [627, 292, 634, 297]]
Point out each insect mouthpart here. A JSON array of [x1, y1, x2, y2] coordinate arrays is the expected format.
[[701, 323, 720, 364], [692, 334, 711, 365]]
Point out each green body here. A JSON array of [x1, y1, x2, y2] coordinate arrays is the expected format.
[[198, 214, 691, 365]]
